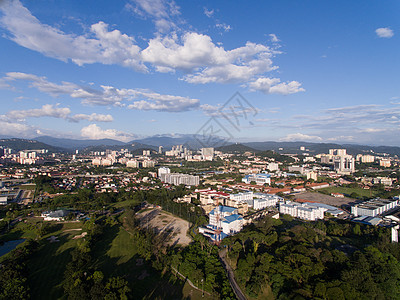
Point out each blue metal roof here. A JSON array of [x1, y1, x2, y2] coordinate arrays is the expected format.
[[223, 214, 243, 223]]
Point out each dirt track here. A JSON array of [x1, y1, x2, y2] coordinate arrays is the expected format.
[[136, 208, 192, 247]]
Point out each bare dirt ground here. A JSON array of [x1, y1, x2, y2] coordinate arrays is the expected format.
[[293, 191, 358, 207], [136, 208, 192, 247]]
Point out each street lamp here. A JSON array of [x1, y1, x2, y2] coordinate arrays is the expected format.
[[201, 278, 204, 297]]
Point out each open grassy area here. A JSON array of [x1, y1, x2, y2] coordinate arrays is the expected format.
[[90, 224, 192, 299], [318, 186, 379, 198], [112, 198, 140, 208], [18, 184, 36, 190], [27, 226, 82, 300]]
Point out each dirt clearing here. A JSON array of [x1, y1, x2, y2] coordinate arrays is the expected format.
[[136, 208, 192, 247]]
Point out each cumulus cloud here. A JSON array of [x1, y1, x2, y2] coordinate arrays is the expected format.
[[248, 77, 305, 95], [125, 0, 180, 33], [0, 119, 36, 137], [80, 124, 133, 141], [0, 0, 303, 92], [127, 90, 199, 112], [0, 1, 145, 71], [3, 72, 199, 112], [4, 103, 113, 123], [375, 27, 394, 38], [7, 104, 71, 121], [280, 133, 322, 142]]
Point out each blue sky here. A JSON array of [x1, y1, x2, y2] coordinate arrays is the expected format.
[[0, 0, 399, 146]]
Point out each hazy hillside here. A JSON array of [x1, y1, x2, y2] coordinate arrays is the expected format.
[[34, 136, 127, 150], [0, 138, 63, 152]]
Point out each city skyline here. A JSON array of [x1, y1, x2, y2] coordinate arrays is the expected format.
[[0, 0, 399, 146]]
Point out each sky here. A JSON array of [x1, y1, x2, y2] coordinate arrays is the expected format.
[[0, 0, 399, 146]]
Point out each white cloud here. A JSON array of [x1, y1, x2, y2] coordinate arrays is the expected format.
[[248, 77, 305, 95], [7, 104, 71, 121], [80, 124, 133, 141], [126, 0, 180, 33], [69, 113, 114, 123], [5, 72, 78, 96], [204, 7, 214, 18], [3, 72, 199, 112], [128, 90, 199, 112], [280, 133, 322, 142], [0, 1, 145, 71], [269, 34, 279, 43], [0, 1, 302, 91], [4, 103, 113, 123], [216, 23, 232, 32], [375, 27, 394, 38], [326, 136, 354, 142], [0, 120, 36, 137], [167, 37, 279, 84]]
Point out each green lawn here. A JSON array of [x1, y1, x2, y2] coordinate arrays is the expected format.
[[112, 199, 141, 208], [318, 186, 379, 198], [90, 225, 190, 299], [18, 184, 36, 190], [28, 231, 80, 300]]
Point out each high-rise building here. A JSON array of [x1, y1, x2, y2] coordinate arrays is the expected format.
[[158, 167, 170, 178], [201, 147, 214, 161]]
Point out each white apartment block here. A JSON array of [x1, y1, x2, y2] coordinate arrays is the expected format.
[[142, 160, 155, 168], [334, 156, 355, 174], [279, 201, 326, 221], [351, 198, 398, 217], [267, 162, 279, 172], [158, 167, 170, 178], [356, 154, 375, 163], [230, 191, 254, 202], [160, 173, 199, 186], [306, 171, 318, 181], [201, 147, 214, 161], [126, 160, 139, 168], [245, 194, 282, 210], [379, 159, 391, 168]]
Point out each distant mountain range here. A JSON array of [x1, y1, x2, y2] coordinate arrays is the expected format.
[[34, 136, 127, 150], [0, 138, 62, 152], [242, 141, 400, 156], [1, 135, 400, 157]]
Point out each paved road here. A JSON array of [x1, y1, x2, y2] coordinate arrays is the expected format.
[[219, 248, 247, 300]]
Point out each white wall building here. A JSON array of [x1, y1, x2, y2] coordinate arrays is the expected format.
[[351, 198, 398, 217], [201, 147, 214, 161], [208, 206, 243, 235], [242, 173, 271, 185], [279, 201, 326, 221], [267, 162, 279, 172], [158, 167, 170, 178], [230, 191, 253, 202], [161, 173, 199, 186]]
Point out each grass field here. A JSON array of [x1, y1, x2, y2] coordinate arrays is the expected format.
[[318, 186, 379, 198], [28, 223, 82, 300], [91, 224, 194, 299], [112, 198, 140, 208], [18, 184, 36, 190], [7, 217, 210, 299]]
